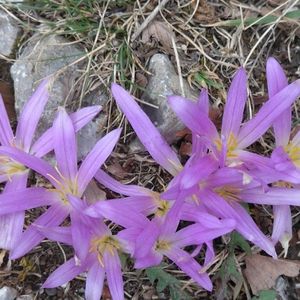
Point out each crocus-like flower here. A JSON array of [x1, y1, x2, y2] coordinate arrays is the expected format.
[[168, 67, 300, 168], [0, 80, 102, 250], [0, 108, 120, 258]]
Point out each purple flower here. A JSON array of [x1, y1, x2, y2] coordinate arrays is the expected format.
[[0, 107, 120, 258]]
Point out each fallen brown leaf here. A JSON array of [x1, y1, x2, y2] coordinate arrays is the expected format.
[[142, 21, 175, 53], [244, 254, 300, 295], [191, 0, 217, 23]]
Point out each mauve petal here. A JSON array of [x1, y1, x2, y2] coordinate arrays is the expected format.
[[165, 247, 213, 291], [172, 219, 235, 248], [15, 79, 49, 152], [95, 169, 151, 196], [103, 250, 124, 300], [221, 68, 247, 138], [53, 108, 77, 181], [85, 262, 105, 300], [10, 204, 69, 259], [267, 57, 290, 146], [31, 105, 101, 158], [134, 250, 163, 269], [272, 205, 292, 257], [198, 89, 209, 115], [203, 190, 276, 257], [168, 95, 218, 141], [0, 188, 58, 215], [0, 94, 14, 146], [36, 226, 72, 245], [204, 241, 215, 266], [42, 258, 85, 288], [237, 80, 300, 149], [77, 128, 121, 195], [112, 83, 181, 176], [0, 146, 60, 188]]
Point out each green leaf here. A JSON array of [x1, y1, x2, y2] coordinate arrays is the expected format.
[[251, 289, 276, 300], [145, 265, 191, 300], [229, 231, 251, 254]]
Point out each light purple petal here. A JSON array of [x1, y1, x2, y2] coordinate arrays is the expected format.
[[198, 89, 209, 115], [95, 169, 151, 196], [15, 79, 49, 152], [0, 94, 14, 146], [165, 247, 213, 291], [0, 146, 60, 188], [36, 226, 72, 245], [53, 108, 77, 181], [85, 262, 105, 300], [237, 80, 300, 149], [204, 241, 215, 266], [134, 250, 163, 269], [42, 258, 85, 288], [0, 188, 58, 215], [240, 187, 300, 205], [103, 250, 124, 300], [221, 68, 247, 138], [267, 57, 290, 146], [272, 205, 292, 257], [168, 95, 218, 141], [77, 128, 121, 195], [31, 105, 101, 158], [112, 83, 182, 176], [10, 204, 69, 259]]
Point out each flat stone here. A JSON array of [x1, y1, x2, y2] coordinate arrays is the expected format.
[[0, 286, 17, 300], [0, 10, 21, 56], [130, 54, 197, 151]]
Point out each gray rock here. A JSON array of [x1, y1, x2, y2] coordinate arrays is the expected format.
[[0, 10, 21, 56], [0, 286, 17, 300], [16, 296, 34, 300], [130, 54, 197, 151]]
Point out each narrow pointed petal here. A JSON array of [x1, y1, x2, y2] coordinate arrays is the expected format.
[[198, 89, 209, 115], [10, 204, 68, 259], [204, 241, 215, 266], [0, 94, 14, 146], [36, 226, 72, 245], [165, 247, 213, 291], [135, 250, 163, 269], [0, 146, 60, 188], [168, 95, 218, 141], [54, 108, 77, 181], [272, 205, 292, 257], [31, 106, 101, 158], [112, 83, 181, 176], [86, 262, 105, 300], [95, 169, 151, 196], [85, 200, 148, 228], [267, 57, 290, 146], [240, 187, 300, 205], [103, 250, 124, 300], [42, 258, 85, 288], [172, 219, 235, 248], [237, 80, 300, 149], [221, 68, 247, 138], [203, 190, 276, 257], [0, 188, 58, 215], [77, 128, 121, 195], [15, 79, 49, 151]]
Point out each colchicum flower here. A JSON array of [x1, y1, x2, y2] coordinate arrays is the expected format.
[[0, 107, 120, 258]]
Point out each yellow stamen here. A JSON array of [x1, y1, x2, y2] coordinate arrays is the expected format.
[[284, 143, 300, 167], [214, 132, 238, 159], [214, 186, 241, 203], [155, 239, 171, 251]]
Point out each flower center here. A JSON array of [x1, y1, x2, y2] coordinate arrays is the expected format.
[[155, 239, 171, 251], [155, 200, 171, 217], [284, 142, 300, 167], [90, 235, 120, 267], [214, 185, 241, 203], [0, 155, 27, 178], [214, 132, 238, 159]]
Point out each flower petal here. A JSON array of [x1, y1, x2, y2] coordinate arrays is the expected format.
[[221, 68, 247, 138], [103, 250, 124, 300], [42, 258, 85, 288], [267, 57, 290, 146], [237, 80, 300, 149], [198, 89, 209, 115], [168, 95, 218, 141], [112, 83, 182, 176], [53, 108, 77, 181], [10, 204, 69, 259], [77, 128, 121, 195], [31, 105, 101, 158], [85, 262, 105, 300], [0, 94, 14, 146], [15, 79, 49, 151], [36, 226, 72, 245], [95, 169, 151, 196], [165, 247, 213, 291], [134, 250, 163, 269]]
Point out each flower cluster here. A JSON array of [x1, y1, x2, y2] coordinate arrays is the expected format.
[[1, 58, 300, 299]]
